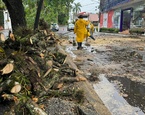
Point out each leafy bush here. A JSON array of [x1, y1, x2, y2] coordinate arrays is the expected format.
[[129, 28, 144, 35], [100, 28, 119, 33]]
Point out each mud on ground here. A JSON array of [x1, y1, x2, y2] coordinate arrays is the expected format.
[[61, 34, 145, 113]]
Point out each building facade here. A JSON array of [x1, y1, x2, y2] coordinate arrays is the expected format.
[[100, 0, 145, 31]]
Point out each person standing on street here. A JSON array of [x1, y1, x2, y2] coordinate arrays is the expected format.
[[74, 15, 89, 50], [86, 22, 95, 41], [90, 22, 95, 36]]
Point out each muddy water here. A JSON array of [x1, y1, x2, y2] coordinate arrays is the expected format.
[[93, 74, 144, 115], [109, 76, 145, 113]]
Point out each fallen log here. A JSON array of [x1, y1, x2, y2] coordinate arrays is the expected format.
[[60, 67, 76, 77], [39, 88, 84, 103], [55, 42, 83, 75], [0, 27, 112, 115], [53, 51, 67, 64], [0, 79, 21, 94], [60, 77, 78, 83], [0, 33, 5, 42], [0, 62, 14, 75], [26, 99, 47, 115], [42, 68, 52, 78], [41, 69, 60, 91]]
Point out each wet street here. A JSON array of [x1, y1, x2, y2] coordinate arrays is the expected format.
[[56, 27, 145, 115]]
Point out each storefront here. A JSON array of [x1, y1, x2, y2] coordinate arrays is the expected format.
[[100, 0, 145, 31]]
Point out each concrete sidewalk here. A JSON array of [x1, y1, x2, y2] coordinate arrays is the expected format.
[[94, 32, 145, 38]]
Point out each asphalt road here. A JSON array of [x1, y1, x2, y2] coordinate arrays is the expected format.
[[59, 30, 145, 114]]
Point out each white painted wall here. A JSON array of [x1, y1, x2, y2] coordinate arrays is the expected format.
[[103, 13, 108, 28], [3, 10, 12, 31]]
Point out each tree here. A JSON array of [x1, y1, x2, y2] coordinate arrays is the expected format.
[[73, 3, 81, 15], [2, 0, 26, 31], [0, 0, 5, 9], [73, 2, 81, 20], [63, 0, 74, 18], [43, 0, 74, 24], [2, 0, 75, 31]]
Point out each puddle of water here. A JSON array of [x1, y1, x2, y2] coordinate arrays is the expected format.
[[65, 46, 77, 59], [93, 74, 144, 115], [65, 45, 96, 59], [108, 76, 145, 113]]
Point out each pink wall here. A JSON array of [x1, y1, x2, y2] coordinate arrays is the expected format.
[[100, 14, 103, 27], [100, 10, 114, 28], [107, 10, 114, 28]]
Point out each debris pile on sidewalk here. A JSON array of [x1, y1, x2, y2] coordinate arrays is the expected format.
[[0, 27, 98, 115]]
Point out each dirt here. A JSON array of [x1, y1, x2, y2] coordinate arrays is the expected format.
[[60, 34, 145, 114]]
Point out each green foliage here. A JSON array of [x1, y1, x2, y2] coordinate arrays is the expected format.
[[14, 26, 33, 38], [73, 2, 82, 14], [23, 0, 75, 27], [58, 13, 67, 25], [0, 0, 5, 9], [129, 28, 144, 35], [0, 10, 4, 26], [25, 7, 36, 28], [100, 27, 119, 33]]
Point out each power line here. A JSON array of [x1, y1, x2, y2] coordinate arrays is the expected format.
[[82, 3, 96, 7], [81, 2, 99, 7]]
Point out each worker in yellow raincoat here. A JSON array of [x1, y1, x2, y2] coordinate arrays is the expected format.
[[74, 15, 89, 50], [86, 22, 95, 40], [90, 22, 94, 36]]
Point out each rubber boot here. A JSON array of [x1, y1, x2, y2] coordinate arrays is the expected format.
[[80, 42, 83, 49], [77, 42, 81, 50]]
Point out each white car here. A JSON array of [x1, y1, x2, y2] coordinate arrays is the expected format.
[[67, 23, 74, 31], [50, 23, 59, 31]]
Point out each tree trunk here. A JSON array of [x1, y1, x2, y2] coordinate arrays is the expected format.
[[2, 0, 26, 31], [34, 0, 44, 30]]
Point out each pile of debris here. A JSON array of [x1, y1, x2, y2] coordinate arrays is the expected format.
[[0, 28, 98, 115]]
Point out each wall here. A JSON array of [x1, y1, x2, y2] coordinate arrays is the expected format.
[[100, 0, 145, 31], [3, 10, 12, 30], [107, 10, 114, 28], [100, 11, 114, 28]]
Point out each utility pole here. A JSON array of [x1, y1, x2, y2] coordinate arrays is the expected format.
[[98, 0, 101, 32], [98, 12, 101, 32]]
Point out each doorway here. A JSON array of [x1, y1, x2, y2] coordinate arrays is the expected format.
[[120, 8, 133, 31]]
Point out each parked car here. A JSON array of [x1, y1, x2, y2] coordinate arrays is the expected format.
[[67, 23, 75, 31], [50, 23, 59, 31]]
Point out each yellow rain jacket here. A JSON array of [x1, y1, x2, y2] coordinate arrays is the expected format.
[[87, 22, 94, 35], [90, 23, 94, 34], [74, 19, 89, 42]]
